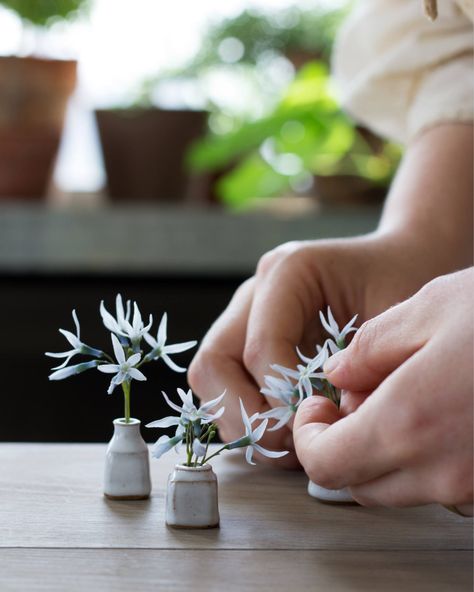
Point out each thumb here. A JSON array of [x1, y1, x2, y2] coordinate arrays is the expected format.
[[323, 300, 426, 393]]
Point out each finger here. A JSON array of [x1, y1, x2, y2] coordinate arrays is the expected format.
[[188, 277, 298, 467], [339, 390, 371, 416], [294, 346, 429, 489], [243, 245, 323, 392], [349, 468, 435, 508], [323, 297, 427, 393]]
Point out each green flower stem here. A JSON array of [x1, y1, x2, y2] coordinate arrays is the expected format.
[[201, 444, 228, 465], [185, 424, 194, 466], [200, 429, 215, 465], [122, 381, 131, 423]]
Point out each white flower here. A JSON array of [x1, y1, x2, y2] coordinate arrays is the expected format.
[[48, 360, 101, 381], [151, 432, 184, 459], [45, 310, 103, 370], [259, 372, 302, 431], [100, 295, 153, 347], [143, 312, 197, 372], [319, 306, 358, 348], [192, 438, 207, 458], [97, 334, 146, 394], [271, 343, 327, 401], [147, 388, 225, 429], [228, 399, 289, 465]]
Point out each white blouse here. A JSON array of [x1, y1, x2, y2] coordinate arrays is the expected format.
[[332, 0, 474, 144]]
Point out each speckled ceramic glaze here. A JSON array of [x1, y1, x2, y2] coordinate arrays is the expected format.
[[166, 464, 219, 528], [308, 480, 355, 503], [104, 418, 151, 500]]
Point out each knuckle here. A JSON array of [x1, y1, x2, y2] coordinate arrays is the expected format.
[[348, 319, 382, 369], [187, 347, 217, 395], [256, 241, 306, 276], [242, 338, 262, 376]]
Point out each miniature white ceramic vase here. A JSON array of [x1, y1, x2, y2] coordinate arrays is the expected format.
[[104, 418, 151, 500], [308, 480, 355, 503], [166, 463, 219, 528]]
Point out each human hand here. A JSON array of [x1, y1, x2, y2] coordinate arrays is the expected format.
[[293, 268, 473, 513], [188, 232, 447, 468]]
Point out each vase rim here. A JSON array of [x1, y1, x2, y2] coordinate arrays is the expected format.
[[113, 418, 140, 426], [174, 463, 212, 472]]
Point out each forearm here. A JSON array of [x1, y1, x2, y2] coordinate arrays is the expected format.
[[377, 123, 473, 273]]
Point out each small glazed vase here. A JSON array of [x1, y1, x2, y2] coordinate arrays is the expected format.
[[166, 463, 219, 529], [104, 418, 151, 500], [308, 480, 355, 503]]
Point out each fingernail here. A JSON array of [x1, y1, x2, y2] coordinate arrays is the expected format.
[[323, 351, 343, 374]]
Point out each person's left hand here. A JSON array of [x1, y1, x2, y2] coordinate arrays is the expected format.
[[293, 268, 473, 514]]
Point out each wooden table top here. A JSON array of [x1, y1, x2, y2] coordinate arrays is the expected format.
[[1, 443, 472, 591]]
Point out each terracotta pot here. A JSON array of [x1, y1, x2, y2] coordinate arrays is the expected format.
[[95, 108, 208, 202], [0, 56, 77, 198]]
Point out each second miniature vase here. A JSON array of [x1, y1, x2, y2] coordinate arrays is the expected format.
[[166, 463, 219, 528], [307, 480, 355, 503], [104, 418, 151, 500]]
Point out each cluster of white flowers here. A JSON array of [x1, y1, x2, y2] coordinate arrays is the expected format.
[[46, 293, 289, 468], [260, 307, 357, 430], [46, 294, 197, 419], [146, 389, 288, 467]]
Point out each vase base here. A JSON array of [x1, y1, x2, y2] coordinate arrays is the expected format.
[[104, 493, 150, 501], [166, 521, 220, 530]]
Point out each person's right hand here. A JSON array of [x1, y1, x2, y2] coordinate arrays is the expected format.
[[188, 232, 448, 468]]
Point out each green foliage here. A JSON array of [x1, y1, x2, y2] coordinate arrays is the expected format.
[[185, 5, 350, 73], [188, 62, 402, 208], [0, 0, 89, 27]]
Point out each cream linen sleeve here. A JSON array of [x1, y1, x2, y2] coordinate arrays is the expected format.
[[332, 0, 473, 144]]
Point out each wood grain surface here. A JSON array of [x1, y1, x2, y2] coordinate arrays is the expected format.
[[0, 444, 472, 591]]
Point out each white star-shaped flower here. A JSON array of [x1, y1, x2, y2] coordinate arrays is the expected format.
[[100, 294, 153, 347], [98, 334, 146, 394], [45, 309, 103, 370], [228, 399, 289, 465], [143, 312, 197, 372], [319, 306, 358, 349]]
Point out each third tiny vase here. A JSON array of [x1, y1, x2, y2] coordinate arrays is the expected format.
[[307, 480, 355, 503]]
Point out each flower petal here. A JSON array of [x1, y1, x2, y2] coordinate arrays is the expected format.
[[162, 390, 185, 414], [199, 390, 226, 413], [163, 340, 197, 354], [160, 353, 187, 373], [245, 445, 255, 466], [251, 418, 268, 443], [143, 332, 157, 349], [111, 334, 126, 364], [239, 398, 253, 435], [127, 353, 142, 367], [157, 312, 167, 346], [146, 416, 180, 428], [128, 367, 147, 381], [97, 364, 120, 374], [253, 443, 289, 459]]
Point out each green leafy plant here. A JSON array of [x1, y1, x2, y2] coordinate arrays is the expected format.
[[184, 5, 349, 72], [0, 0, 89, 27], [187, 62, 401, 208]]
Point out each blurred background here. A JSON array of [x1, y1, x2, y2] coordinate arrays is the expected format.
[[0, 0, 401, 442]]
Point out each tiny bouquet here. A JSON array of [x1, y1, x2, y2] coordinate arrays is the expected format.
[[146, 388, 289, 466], [45, 294, 197, 423], [259, 307, 358, 430]]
